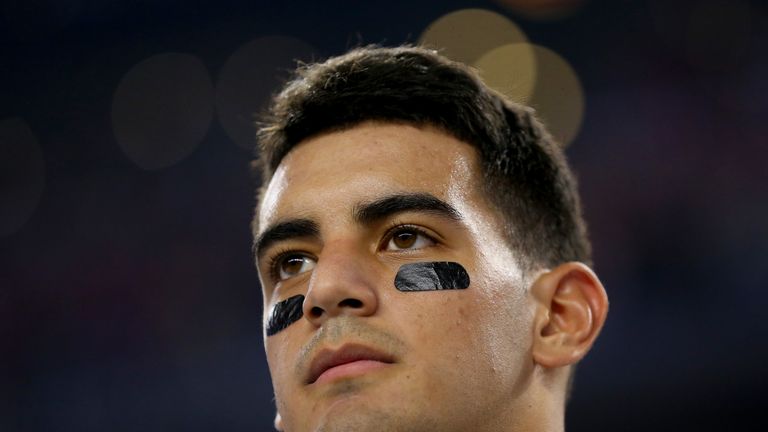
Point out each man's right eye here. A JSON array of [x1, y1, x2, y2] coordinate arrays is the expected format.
[[273, 253, 317, 281]]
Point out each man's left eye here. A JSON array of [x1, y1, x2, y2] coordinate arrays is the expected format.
[[385, 228, 435, 251]]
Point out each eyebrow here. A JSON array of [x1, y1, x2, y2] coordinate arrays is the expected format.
[[353, 192, 462, 225], [254, 193, 461, 260], [254, 218, 320, 260]]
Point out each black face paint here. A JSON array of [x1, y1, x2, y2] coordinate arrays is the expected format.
[[394, 262, 470, 291], [266, 294, 305, 336]]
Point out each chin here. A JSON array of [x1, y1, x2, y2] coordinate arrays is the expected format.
[[311, 407, 408, 432], [292, 394, 428, 432]]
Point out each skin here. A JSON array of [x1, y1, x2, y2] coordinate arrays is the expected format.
[[255, 122, 608, 432]]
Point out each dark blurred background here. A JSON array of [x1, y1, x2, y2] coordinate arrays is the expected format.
[[2, 0, 767, 430]]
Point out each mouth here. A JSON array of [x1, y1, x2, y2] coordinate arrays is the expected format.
[[306, 343, 396, 385]]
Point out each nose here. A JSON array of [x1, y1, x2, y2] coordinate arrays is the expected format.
[[302, 240, 379, 326]]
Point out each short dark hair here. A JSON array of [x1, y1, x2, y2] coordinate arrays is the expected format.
[[255, 45, 591, 270]]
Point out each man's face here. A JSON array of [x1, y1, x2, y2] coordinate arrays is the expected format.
[[255, 122, 536, 432]]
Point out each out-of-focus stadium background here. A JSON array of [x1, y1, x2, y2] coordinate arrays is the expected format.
[[2, 0, 766, 430]]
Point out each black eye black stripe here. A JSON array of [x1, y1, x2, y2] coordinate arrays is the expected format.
[[394, 262, 470, 291], [266, 294, 305, 336]]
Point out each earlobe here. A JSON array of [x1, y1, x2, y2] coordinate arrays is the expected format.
[[531, 262, 609, 368]]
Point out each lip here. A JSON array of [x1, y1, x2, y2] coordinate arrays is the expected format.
[[306, 344, 395, 385]]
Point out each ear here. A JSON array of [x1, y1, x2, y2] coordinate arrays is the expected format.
[[531, 262, 608, 368], [274, 412, 284, 431]]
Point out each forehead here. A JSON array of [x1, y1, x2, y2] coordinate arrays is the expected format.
[[257, 122, 483, 231]]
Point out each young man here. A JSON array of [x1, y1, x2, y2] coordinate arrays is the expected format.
[[252, 46, 608, 432]]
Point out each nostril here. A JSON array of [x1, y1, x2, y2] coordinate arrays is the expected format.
[[309, 306, 324, 318], [339, 298, 363, 308]]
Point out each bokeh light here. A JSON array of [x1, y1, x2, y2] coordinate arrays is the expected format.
[[474, 43, 538, 105], [418, 8, 528, 65], [111, 53, 214, 170], [215, 36, 318, 151], [0, 117, 45, 236], [492, 0, 587, 20], [475, 43, 584, 147], [525, 45, 585, 147]]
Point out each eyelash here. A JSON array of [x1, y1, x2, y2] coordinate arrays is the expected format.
[[265, 222, 439, 282]]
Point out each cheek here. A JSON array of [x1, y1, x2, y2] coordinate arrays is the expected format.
[[386, 292, 518, 414], [465, 256, 532, 337], [474, 281, 534, 382], [395, 293, 487, 364], [418, 280, 532, 377], [384, 295, 476, 397], [265, 335, 300, 398], [264, 340, 308, 432]]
